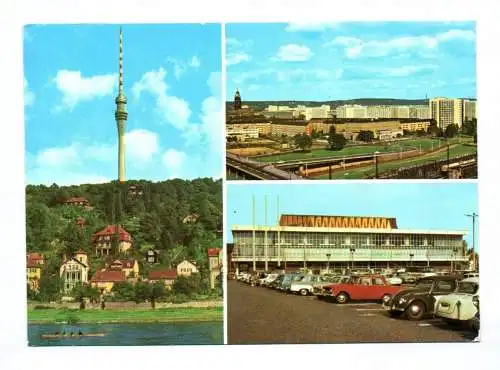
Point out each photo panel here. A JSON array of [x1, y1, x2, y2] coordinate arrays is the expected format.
[[24, 23, 223, 346], [226, 182, 479, 344], [225, 22, 477, 181]]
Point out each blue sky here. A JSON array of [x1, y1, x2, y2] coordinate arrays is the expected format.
[[226, 22, 476, 101], [24, 24, 222, 186], [226, 182, 478, 249]]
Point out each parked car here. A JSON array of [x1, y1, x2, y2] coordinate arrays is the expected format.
[[313, 275, 351, 297], [322, 275, 403, 304], [269, 274, 284, 289], [463, 272, 479, 279], [278, 273, 304, 292], [435, 277, 479, 330], [290, 275, 329, 296], [384, 275, 458, 321], [384, 274, 403, 286], [472, 296, 480, 334], [259, 273, 279, 287]]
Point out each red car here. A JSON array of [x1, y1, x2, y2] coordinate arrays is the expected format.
[[323, 275, 404, 304]]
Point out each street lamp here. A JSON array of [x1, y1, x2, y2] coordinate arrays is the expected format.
[[350, 248, 356, 269], [452, 248, 458, 272], [409, 253, 414, 267], [374, 151, 380, 179], [465, 212, 478, 272], [326, 253, 331, 273]]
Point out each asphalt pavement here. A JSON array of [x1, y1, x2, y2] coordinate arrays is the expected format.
[[227, 280, 477, 345]]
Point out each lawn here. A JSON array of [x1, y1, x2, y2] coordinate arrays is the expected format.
[[28, 306, 223, 324], [312, 143, 477, 179], [253, 137, 471, 163]]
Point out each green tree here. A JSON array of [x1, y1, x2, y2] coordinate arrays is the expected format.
[[172, 275, 200, 297], [357, 130, 375, 142], [427, 122, 443, 137], [27, 284, 38, 301], [294, 134, 313, 151], [111, 281, 136, 301], [444, 124, 459, 138], [134, 281, 152, 303], [328, 133, 347, 151], [150, 281, 166, 308]]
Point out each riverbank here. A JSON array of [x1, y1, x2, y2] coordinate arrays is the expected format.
[[28, 306, 223, 324]]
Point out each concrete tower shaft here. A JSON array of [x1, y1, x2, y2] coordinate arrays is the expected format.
[[115, 27, 127, 182]]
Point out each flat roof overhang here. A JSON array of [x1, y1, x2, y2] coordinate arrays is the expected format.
[[231, 225, 467, 236]]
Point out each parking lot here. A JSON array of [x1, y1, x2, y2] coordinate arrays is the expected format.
[[227, 280, 477, 344]]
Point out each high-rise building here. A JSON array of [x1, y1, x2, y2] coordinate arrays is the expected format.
[[463, 99, 477, 122], [429, 98, 463, 129], [336, 105, 367, 119], [115, 27, 128, 183], [234, 89, 242, 110], [305, 105, 330, 120], [409, 105, 431, 119]]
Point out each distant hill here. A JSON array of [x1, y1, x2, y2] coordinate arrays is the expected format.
[[226, 98, 474, 111]]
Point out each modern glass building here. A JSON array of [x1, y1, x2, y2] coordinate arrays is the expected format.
[[231, 214, 468, 273]]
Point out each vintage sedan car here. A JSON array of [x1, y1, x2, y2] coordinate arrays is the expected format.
[[279, 273, 304, 292], [384, 275, 458, 321], [313, 275, 351, 297], [435, 277, 479, 329], [322, 275, 403, 304], [259, 273, 279, 287], [290, 275, 332, 296]]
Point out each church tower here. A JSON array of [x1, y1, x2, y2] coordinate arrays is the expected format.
[[234, 89, 242, 110], [115, 27, 128, 182]]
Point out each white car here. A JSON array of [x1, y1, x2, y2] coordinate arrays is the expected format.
[[291, 275, 333, 296], [385, 274, 403, 285], [259, 273, 279, 287], [435, 277, 479, 329]]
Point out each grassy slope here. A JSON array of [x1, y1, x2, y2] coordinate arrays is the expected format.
[[28, 307, 223, 324], [254, 137, 471, 163], [313, 144, 477, 179]]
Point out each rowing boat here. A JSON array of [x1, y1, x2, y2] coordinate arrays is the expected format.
[[40, 333, 105, 339]]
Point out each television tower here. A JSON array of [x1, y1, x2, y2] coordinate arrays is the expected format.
[[115, 27, 127, 182]]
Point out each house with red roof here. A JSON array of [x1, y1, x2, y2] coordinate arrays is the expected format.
[[90, 269, 126, 294], [207, 248, 223, 289], [148, 269, 177, 288], [26, 253, 44, 291], [106, 258, 140, 278], [92, 225, 132, 257]]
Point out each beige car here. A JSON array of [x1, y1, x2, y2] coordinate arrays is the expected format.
[[435, 277, 479, 328]]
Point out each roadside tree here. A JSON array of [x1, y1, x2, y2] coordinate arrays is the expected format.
[[294, 133, 313, 151], [444, 124, 459, 138]]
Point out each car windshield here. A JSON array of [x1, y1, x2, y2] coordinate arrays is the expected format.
[[456, 282, 479, 294]]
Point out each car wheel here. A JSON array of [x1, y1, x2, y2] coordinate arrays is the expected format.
[[336, 292, 349, 304], [405, 300, 426, 321], [381, 294, 392, 304], [299, 289, 309, 296]]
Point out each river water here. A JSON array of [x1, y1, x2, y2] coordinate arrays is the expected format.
[[28, 322, 223, 346]]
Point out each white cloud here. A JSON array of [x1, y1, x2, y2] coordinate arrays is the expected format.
[[162, 149, 187, 172], [24, 78, 35, 107], [125, 129, 159, 162], [325, 29, 475, 59], [437, 29, 476, 42], [227, 52, 251, 66], [83, 144, 115, 161], [35, 144, 79, 168], [132, 67, 191, 130], [273, 44, 314, 62], [189, 56, 201, 68], [285, 22, 340, 32], [386, 64, 438, 77], [52, 70, 117, 110], [226, 38, 242, 47]]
